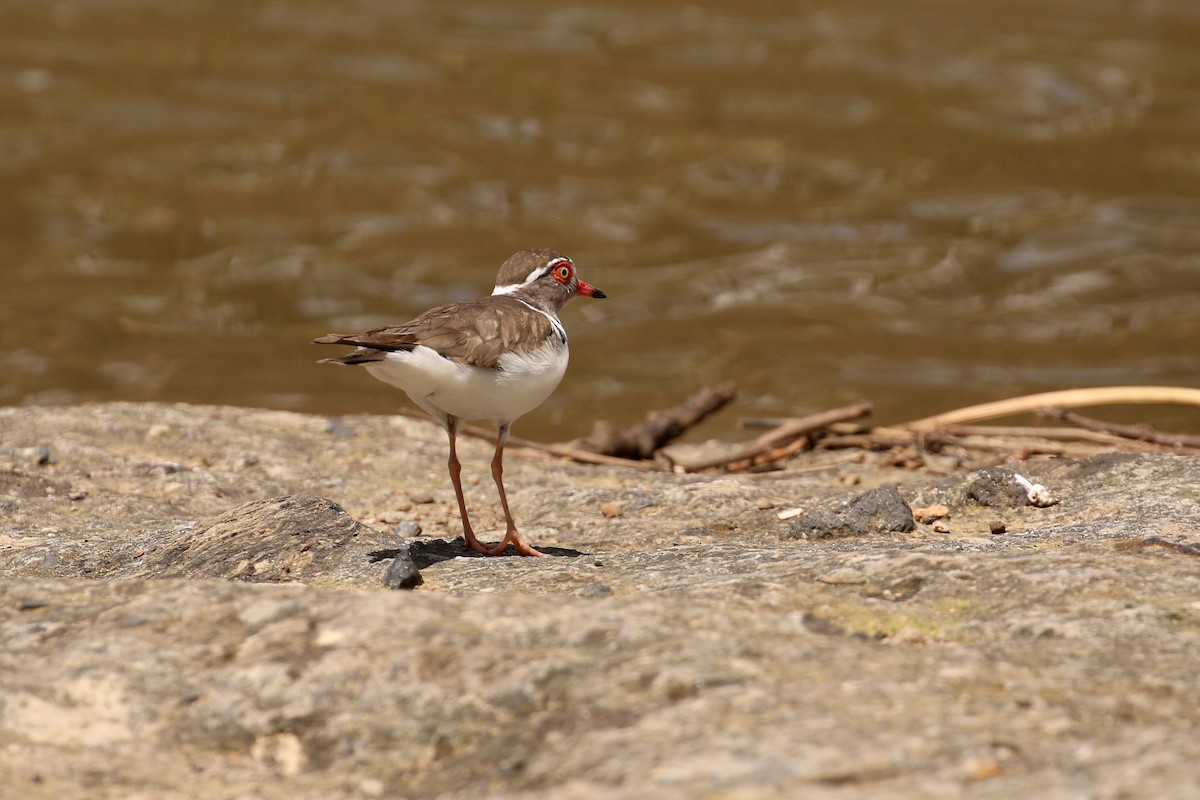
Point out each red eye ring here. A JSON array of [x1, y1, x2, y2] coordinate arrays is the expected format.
[[552, 263, 573, 283]]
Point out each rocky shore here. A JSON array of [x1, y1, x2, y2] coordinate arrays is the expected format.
[[2, 403, 1199, 799]]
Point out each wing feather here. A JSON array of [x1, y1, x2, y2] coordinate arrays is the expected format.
[[312, 296, 559, 370]]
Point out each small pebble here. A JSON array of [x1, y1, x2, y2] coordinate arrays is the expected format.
[[601, 501, 624, 519], [964, 757, 1005, 779], [358, 778, 385, 798], [383, 554, 423, 590], [932, 521, 951, 534], [888, 626, 926, 645], [325, 418, 356, 438], [146, 423, 172, 440], [913, 504, 950, 524], [396, 520, 422, 537], [801, 613, 848, 636], [36, 444, 54, 465], [755, 498, 776, 510], [408, 492, 436, 505], [990, 520, 1007, 535], [68, 489, 87, 501]]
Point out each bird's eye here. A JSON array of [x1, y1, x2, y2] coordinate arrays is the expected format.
[[552, 263, 573, 283]]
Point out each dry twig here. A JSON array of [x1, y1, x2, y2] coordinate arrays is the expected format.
[[682, 401, 874, 472], [573, 382, 737, 460], [900, 386, 1200, 431], [1040, 408, 1200, 449], [502, 434, 661, 471]]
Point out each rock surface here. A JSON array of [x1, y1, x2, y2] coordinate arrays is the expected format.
[[2, 403, 1199, 799], [115, 495, 399, 584]]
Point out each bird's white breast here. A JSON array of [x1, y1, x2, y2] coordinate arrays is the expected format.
[[363, 342, 569, 424]]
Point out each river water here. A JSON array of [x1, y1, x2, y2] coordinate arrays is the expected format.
[[2, 0, 1199, 440]]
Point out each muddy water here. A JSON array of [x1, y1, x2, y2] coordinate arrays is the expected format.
[[2, 1, 1199, 440]]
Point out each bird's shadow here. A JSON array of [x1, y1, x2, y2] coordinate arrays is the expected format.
[[369, 538, 585, 569]]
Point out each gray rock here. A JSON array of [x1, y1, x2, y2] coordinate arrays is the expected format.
[[964, 467, 1031, 508], [786, 484, 915, 539], [382, 549, 423, 590]]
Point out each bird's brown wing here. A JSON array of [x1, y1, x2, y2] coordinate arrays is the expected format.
[[313, 297, 559, 370]]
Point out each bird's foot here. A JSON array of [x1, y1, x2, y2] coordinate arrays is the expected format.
[[463, 529, 547, 557], [509, 540, 548, 557], [498, 529, 547, 557], [463, 529, 503, 556]]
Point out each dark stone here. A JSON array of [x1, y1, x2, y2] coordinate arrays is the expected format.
[[383, 551, 423, 590], [801, 613, 849, 636], [786, 485, 915, 539], [965, 468, 1029, 508]]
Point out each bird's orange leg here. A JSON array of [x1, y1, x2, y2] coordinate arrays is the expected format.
[[445, 419, 498, 556], [487, 423, 546, 557]]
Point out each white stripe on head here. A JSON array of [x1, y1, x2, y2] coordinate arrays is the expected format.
[[492, 256, 570, 296]]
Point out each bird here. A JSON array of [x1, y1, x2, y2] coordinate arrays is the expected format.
[[313, 248, 606, 557]]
